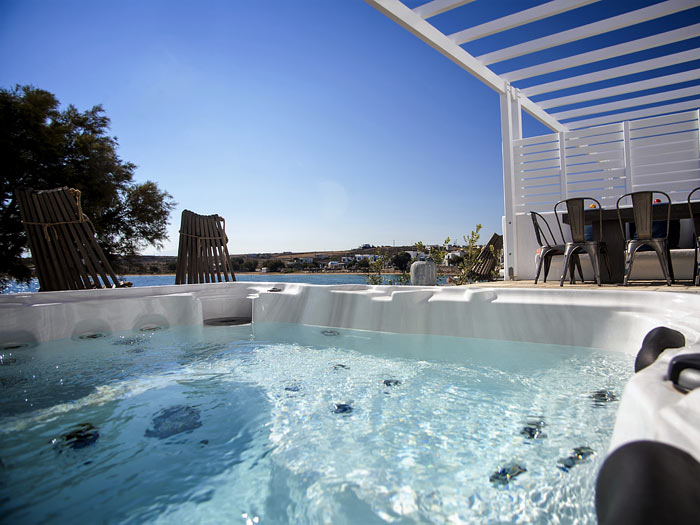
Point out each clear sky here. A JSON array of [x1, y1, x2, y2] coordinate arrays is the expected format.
[[2, 0, 698, 255]]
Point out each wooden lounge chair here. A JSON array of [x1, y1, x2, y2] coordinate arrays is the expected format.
[[469, 233, 503, 280], [16, 187, 126, 291], [175, 209, 235, 284]]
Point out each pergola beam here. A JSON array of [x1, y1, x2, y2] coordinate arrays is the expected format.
[[540, 68, 700, 109], [478, 0, 700, 65], [413, 0, 476, 20], [503, 23, 700, 82], [567, 98, 700, 128], [450, 0, 599, 45], [553, 85, 700, 120], [364, 0, 567, 131], [520, 48, 700, 97]]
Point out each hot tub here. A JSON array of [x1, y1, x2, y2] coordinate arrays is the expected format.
[[1, 283, 699, 523]]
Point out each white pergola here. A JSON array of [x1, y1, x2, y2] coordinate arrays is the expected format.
[[365, 0, 700, 279]]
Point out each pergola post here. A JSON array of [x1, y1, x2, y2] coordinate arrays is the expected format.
[[500, 85, 522, 280]]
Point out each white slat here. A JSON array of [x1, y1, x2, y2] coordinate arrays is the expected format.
[[633, 178, 700, 193], [503, 23, 700, 82], [563, 122, 624, 140], [566, 166, 625, 183], [516, 168, 561, 185], [540, 68, 700, 110], [567, 182, 627, 194], [517, 158, 562, 171], [631, 130, 700, 148], [515, 202, 556, 213], [564, 137, 624, 151], [479, 0, 699, 65], [520, 49, 700, 97], [515, 143, 560, 157], [449, 0, 599, 45], [522, 188, 564, 198], [627, 110, 698, 130], [565, 149, 624, 165], [629, 120, 699, 139], [634, 168, 700, 184], [568, 99, 700, 129], [567, 164, 625, 178], [516, 150, 561, 163], [554, 85, 700, 120], [413, 0, 476, 19], [513, 133, 560, 147], [631, 146, 699, 166], [630, 158, 700, 177]]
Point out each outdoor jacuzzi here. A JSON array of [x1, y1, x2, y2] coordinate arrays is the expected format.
[[1, 283, 699, 523]]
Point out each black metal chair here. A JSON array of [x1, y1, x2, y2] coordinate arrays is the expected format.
[[530, 211, 582, 284], [554, 197, 611, 286], [616, 191, 674, 286], [688, 187, 700, 286]]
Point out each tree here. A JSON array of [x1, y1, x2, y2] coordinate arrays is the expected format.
[[266, 259, 284, 272], [0, 85, 175, 288], [243, 259, 258, 272], [230, 257, 245, 271], [391, 252, 412, 272]]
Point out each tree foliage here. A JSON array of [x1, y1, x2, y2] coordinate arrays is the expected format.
[[391, 252, 412, 272], [0, 85, 175, 286], [266, 259, 284, 272]]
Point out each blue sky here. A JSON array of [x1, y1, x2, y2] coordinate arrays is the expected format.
[[2, 0, 697, 254]]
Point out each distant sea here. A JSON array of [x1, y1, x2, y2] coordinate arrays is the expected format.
[[2, 273, 441, 294]]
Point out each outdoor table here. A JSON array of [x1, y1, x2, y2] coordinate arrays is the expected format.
[[562, 201, 700, 284]]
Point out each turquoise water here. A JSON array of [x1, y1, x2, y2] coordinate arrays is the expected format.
[[2, 273, 432, 294], [0, 323, 632, 523]]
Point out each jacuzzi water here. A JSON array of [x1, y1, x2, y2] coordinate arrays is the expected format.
[[0, 322, 632, 524]]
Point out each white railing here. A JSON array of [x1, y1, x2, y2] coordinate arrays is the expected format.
[[514, 110, 700, 213]]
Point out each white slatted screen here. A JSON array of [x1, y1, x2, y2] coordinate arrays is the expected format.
[[514, 110, 700, 213]]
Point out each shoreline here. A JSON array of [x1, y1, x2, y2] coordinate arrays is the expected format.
[[119, 270, 459, 277]]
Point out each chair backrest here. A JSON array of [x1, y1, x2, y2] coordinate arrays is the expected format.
[[175, 209, 235, 284], [530, 211, 560, 248], [688, 187, 700, 238], [554, 197, 602, 243], [16, 186, 122, 291], [616, 191, 671, 241], [469, 233, 503, 280]]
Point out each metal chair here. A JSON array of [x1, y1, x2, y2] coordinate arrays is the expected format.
[[554, 197, 611, 286], [530, 211, 582, 284], [688, 187, 700, 286], [616, 191, 674, 286]]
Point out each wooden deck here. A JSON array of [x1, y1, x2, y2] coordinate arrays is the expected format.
[[469, 279, 700, 293]]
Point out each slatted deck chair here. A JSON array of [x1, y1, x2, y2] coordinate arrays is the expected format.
[[175, 209, 235, 284], [16, 187, 125, 291], [469, 233, 504, 281]]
